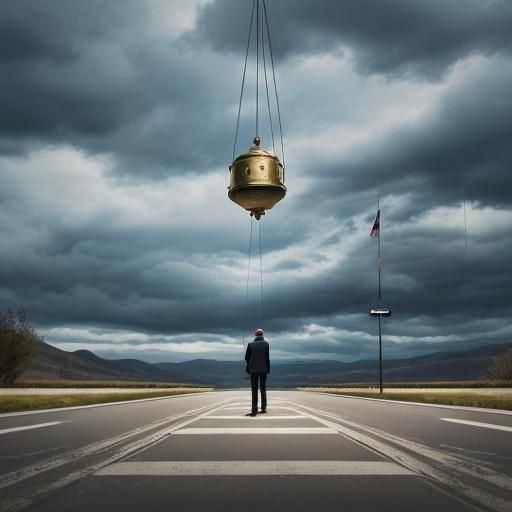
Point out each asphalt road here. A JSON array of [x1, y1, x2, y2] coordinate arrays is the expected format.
[[1, 390, 511, 512]]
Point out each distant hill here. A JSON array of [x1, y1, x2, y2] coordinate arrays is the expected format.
[[22, 341, 196, 384], [267, 343, 512, 386], [20, 340, 512, 387]]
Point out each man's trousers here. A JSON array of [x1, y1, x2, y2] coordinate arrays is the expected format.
[[250, 373, 267, 412]]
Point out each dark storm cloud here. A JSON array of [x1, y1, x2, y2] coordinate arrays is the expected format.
[[0, 210, 243, 334], [307, 59, 512, 218], [191, 0, 512, 77], [260, 217, 512, 327], [0, 1, 236, 175], [0, 1, 145, 136], [0, 1, 120, 64]]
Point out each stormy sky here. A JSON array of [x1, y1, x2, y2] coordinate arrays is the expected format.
[[1, 0, 511, 363]]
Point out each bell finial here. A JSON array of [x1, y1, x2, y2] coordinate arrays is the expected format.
[[253, 135, 261, 147]]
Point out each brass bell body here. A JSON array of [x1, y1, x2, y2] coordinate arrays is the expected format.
[[228, 138, 286, 219]]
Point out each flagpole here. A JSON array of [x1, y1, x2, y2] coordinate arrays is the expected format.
[[378, 222, 381, 303], [369, 193, 389, 396], [378, 315, 383, 394], [377, 193, 382, 393]]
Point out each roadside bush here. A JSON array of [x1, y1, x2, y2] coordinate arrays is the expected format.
[[486, 347, 512, 382], [0, 309, 40, 386]]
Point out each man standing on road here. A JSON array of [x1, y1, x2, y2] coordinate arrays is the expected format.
[[245, 328, 270, 416]]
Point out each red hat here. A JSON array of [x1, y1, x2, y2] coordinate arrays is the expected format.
[[255, 328, 264, 336]]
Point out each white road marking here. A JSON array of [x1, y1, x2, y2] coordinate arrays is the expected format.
[[221, 406, 299, 412], [174, 427, 337, 435], [291, 402, 512, 512], [220, 407, 256, 411], [0, 421, 65, 435], [293, 403, 512, 491], [440, 418, 512, 432], [206, 415, 305, 419], [95, 460, 414, 476], [224, 402, 288, 407], [0, 399, 233, 512], [0, 399, 231, 492]]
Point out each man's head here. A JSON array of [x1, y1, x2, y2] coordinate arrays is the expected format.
[[255, 328, 264, 337]]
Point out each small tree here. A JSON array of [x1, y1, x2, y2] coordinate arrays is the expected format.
[[486, 347, 512, 382], [0, 309, 40, 386]]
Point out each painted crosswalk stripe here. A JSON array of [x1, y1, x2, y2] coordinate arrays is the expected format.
[[174, 427, 337, 435], [206, 415, 305, 420], [225, 403, 287, 407], [95, 460, 414, 476], [0, 421, 65, 435], [221, 406, 298, 412], [440, 418, 512, 432]]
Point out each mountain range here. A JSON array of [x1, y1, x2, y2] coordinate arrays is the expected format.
[[20, 340, 511, 387]]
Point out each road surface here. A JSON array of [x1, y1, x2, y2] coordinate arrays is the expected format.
[[1, 390, 511, 512]]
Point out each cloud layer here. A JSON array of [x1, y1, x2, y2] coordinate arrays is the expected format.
[[1, 0, 511, 362]]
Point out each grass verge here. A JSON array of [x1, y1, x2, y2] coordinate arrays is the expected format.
[[0, 388, 213, 413], [298, 380, 512, 389], [13, 380, 203, 388], [298, 387, 512, 411]]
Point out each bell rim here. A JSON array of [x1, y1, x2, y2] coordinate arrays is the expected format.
[[228, 183, 287, 194]]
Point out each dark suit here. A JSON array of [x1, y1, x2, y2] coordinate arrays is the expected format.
[[245, 336, 270, 413]]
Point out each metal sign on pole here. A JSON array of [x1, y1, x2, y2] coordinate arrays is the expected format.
[[369, 308, 391, 393]]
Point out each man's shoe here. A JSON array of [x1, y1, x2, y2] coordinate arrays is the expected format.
[[246, 411, 257, 417], [260, 409, 267, 414]]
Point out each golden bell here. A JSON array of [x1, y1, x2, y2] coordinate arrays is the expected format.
[[228, 136, 287, 220]]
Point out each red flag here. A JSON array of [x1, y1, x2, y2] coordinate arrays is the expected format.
[[370, 209, 380, 237]]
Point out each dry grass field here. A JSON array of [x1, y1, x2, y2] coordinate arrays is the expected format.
[[12, 379, 201, 388], [298, 386, 512, 410]]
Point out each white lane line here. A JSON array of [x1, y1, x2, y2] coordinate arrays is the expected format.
[[440, 418, 512, 432], [95, 460, 414, 476], [174, 427, 336, 435], [0, 421, 65, 435], [206, 415, 305, 419]]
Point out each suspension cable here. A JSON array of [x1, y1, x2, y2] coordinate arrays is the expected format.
[[463, 197, 468, 268], [255, 0, 260, 137], [462, 193, 470, 379], [263, 0, 285, 169], [261, 15, 275, 154], [259, 220, 264, 325], [241, 215, 254, 375], [232, 0, 256, 162]]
